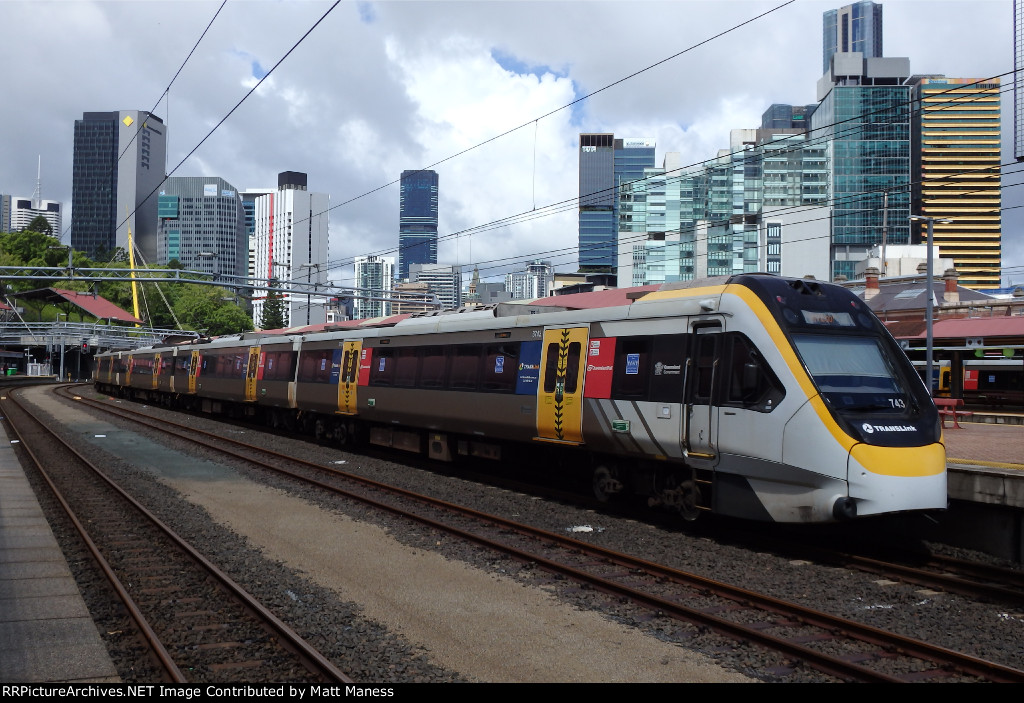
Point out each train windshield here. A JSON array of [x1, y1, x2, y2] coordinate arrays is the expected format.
[[792, 334, 910, 413]]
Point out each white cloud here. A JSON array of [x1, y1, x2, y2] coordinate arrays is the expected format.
[[0, 0, 1018, 289]]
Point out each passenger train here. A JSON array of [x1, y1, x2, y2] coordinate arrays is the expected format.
[[94, 274, 947, 524]]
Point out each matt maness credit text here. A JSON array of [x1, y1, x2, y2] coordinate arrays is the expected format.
[[2, 686, 394, 698]]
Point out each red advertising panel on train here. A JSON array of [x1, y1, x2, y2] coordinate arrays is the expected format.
[[964, 369, 978, 390], [584, 337, 615, 398]]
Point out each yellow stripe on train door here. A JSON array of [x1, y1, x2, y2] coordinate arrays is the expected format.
[[245, 346, 260, 402], [536, 326, 588, 444], [337, 340, 361, 415]]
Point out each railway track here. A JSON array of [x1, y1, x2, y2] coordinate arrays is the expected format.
[[1, 385, 352, 684], [57, 384, 1024, 683]]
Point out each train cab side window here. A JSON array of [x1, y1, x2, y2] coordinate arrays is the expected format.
[[449, 346, 481, 390], [543, 341, 582, 394], [691, 334, 718, 404], [419, 346, 447, 388], [369, 349, 395, 387], [723, 334, 785, 412], [481, 344, 519, 392], [394, 348, 419, 388]]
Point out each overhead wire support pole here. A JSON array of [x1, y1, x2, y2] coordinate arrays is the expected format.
[[909, 214, 953, 396]]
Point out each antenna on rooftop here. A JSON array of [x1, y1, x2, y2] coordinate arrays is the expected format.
[[32, 156, 41, 209]]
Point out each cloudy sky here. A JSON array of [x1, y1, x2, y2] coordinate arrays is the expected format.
[[1, 0, 1019, 288]]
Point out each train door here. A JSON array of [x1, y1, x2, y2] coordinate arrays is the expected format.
[[536, 326, 588, 444], [245, 346, 260, 402], [683, 321, 722, 465], [152, 353, 161, 390], [337, 340, 362, 415], [188, 350, 201, 394]]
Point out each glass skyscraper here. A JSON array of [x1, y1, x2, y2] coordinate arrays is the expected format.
[[578, 134, 655, 271], [823, 2, 883, 73], [71, 110, 167, 262], [398, 169, 438, 282], [813, 58, 912, 281]]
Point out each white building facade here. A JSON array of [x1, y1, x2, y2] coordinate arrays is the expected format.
[[353, 255, 395, 319], [249, 172, 330, 328]]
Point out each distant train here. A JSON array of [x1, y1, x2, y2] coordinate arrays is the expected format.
[[918, 358, 1024, 408], [94, 274, 947, 524]]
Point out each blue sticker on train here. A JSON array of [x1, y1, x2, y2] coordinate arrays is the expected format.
[[495, 355, 504, 374], [626, 353, 640, 375], [516, 341, 542, 395], [330, 349, 342, 384]]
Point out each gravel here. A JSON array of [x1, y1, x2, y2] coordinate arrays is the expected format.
[[20, 385, 1024, 683]]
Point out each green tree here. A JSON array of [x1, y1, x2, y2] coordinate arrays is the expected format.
[[174, 284, 253, 336], [24, 215, 53, 236], [259, 279, 287, 330]]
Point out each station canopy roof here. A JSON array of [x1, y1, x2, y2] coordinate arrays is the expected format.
[[10, 288, 143, 324]]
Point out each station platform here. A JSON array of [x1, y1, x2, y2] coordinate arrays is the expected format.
[[0, 421, 119, 683]]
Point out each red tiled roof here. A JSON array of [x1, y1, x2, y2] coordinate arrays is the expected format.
[[923, 316, 1024, 339], [52, 289, 143, 324], [523, 285, 663, 310]]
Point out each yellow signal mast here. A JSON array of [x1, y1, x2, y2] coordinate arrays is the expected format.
[[126, 207, 142, 327]]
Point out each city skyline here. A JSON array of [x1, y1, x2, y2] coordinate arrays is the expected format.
[[1, 1, 1018, 286]]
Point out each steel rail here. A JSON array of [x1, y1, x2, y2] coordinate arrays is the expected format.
[[12, 385, 353, 684], [67, 386, 1024, 683]]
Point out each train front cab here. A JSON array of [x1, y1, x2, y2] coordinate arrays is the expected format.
[[727, 276, 947, 522]]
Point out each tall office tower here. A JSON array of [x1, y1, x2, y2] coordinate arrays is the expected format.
[[250, 172, 330, 328], [505, 260, 553, 300], [71, 111, 167, 262], [1015, 0, 1024, 161], [1, 194, 62, 234], [156, 177, 247, 279], [813, 54, 912, 281], [911, 77, 1002, 289], [578, 134, 655, 271], [409, 263, 461, 310], [398, 169, 439, 282], [822, 1, 883, 74], [353, 255, 395, 319]]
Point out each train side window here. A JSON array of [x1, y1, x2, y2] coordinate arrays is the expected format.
[[394, 348, 419, 388], [612, 338, 650, 398], [265, 351, 297, 382], [449, 345, 481, 390], [299, 350, 333, 383], [723, 333, 785, 412], [543, 341, 582, 394], [369, 348, 395, 386], [419, 346, 446, 388], [481, 343, 519, 392]]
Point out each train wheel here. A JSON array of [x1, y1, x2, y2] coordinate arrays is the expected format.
[[592, 464, 623, 503], [314, 417, 327, 442], [658, 470, 702, 521], [335, 421, 349, 447]]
